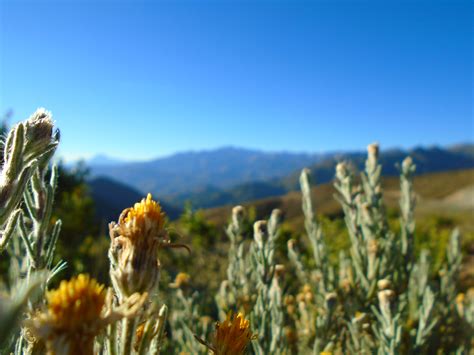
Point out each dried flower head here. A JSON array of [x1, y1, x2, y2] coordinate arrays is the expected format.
[[25, 275, 146, 355]]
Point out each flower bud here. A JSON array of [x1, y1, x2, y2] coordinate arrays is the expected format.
[[455, 293, 465, 316], [377, 289, 395, 309], [367, 142, 379, 160], [274, 264, 285, 279], [336, 162, 348, 181], [25, 108, 54, 146], [170, 272, 191, 289], [377, 279, 391, 290], [268, 209, 283, 234], [23, 108, 58, 163], [231, 205, 245, 230], [253, 220, 268, 249], [402, 156, 414, 173], [287, 239, 296, 249]]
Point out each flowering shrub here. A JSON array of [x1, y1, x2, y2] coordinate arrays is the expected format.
[[0, 109, 472, 354]]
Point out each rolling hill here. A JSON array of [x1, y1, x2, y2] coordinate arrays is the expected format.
[[88, 176, 182, 223]]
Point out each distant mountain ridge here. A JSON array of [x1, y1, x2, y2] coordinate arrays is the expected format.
[[87, 144, 474, 210], [90, 146, 326, 196], [87, 154, 125, 166]]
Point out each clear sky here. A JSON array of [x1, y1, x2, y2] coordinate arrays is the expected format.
[[0, 0, 472, 161]]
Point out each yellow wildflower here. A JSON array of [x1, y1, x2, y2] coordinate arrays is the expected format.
[[109, 194, 168, 299], [26, 275, 146, 355], [120, 193, 166, 240], [211, 312, 256, 355], [46, 274, 105, 331], [196, 313, 256, 355], [170, 272, 191, 289]]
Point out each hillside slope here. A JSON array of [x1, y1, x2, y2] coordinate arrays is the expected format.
[[88, 177, 182, 223], [202, 168, 474, 232]]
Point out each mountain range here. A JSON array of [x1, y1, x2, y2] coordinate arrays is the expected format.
[[87, 143, 474, 215], [89, 147, 327, 195]]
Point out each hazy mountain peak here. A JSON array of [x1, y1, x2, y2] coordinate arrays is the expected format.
[[88, 154, 124, 166]]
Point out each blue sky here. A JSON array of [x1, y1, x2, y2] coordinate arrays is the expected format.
[[0, 0, 472, 161]]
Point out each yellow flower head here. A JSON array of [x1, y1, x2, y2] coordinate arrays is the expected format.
[[109, 194, 169, 298], [212, 312, 256, 355], [46, 274, 105, 331], [119, 193, 166, 241], [170, 272, 191, 289], [26, 275, 147, 355]]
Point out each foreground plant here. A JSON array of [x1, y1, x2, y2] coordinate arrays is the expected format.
[[109, 193, 168, 300], [25, 274, 145, 355], [0, 109, 63, 353], [107, 193, 187, 355]]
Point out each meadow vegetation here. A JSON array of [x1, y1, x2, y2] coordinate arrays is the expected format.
[[0, 110, 472, 354]]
